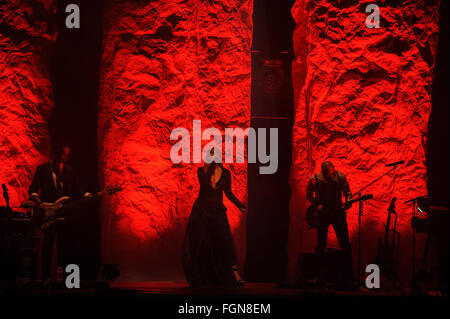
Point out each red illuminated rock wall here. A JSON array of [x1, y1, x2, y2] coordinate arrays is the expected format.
[[288, 0, 440, 281], [0, 0, 56, 208], [99, 0, 252, 281]]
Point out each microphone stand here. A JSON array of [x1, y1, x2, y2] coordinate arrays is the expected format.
[[349, 166, 397, 200], [357, 192, 363, 287], [349, 164, 400, 287]]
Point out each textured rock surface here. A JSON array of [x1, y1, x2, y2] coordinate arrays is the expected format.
[[99, 0, 252, 281], [288, 0, 440, 280], [0, 0, 56, 207]]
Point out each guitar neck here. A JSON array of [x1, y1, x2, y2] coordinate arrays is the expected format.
[[344, 195, 372, 207]]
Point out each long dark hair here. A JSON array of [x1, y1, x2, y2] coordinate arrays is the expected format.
[[206, 161, 223, 181]]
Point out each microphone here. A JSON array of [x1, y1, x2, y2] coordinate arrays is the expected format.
[[385, 160, 405, 167]]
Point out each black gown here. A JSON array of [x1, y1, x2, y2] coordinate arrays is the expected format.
[[182, 166, 245, 286]]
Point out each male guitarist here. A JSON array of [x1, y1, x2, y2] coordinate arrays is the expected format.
[[29, 143, 91, 282], [306, 161, 354, 287]]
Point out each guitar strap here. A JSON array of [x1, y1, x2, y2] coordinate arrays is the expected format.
[[314, 172, 345, 211]]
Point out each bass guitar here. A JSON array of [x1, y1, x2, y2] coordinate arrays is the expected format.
[[306, 193, 373, 228], [21, 185, 123, 230]]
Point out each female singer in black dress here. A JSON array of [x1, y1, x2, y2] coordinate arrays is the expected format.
[[182, 160, 247, 287]]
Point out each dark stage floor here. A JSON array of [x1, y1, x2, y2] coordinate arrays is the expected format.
[[1, 281, 445, 298], [109, 282, 397, 296], [1, 282, 446, 319], [2, 281, 447, 318]]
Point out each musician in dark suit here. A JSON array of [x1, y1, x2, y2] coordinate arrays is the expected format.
[[29, 144, 87, 282], [29, 145, 83, 204], [306, 161, 354, 287]]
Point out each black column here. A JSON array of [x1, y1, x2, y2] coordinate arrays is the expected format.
[[48, 0, 104, 281], [427, 0, 449, 208], [245, 0, 295, 282]]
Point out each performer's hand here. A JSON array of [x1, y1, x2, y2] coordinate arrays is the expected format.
[[31, 194, 41, 204], [240, 206, 248, 214], [343, 202, 352, 210], [55, 196, 70, 206]]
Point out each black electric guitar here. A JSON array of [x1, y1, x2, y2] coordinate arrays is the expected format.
[[22, 184, 123, 229], [306, 194, 373, 228], [374, 197, 399, 282]]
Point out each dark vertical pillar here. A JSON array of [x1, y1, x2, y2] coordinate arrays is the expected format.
[[427, 0, 449, 290], [427, 0, 449, 207], [48, 0, 104, 281], [49, 0, 103, 193], [245, 0, 295, 282]]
